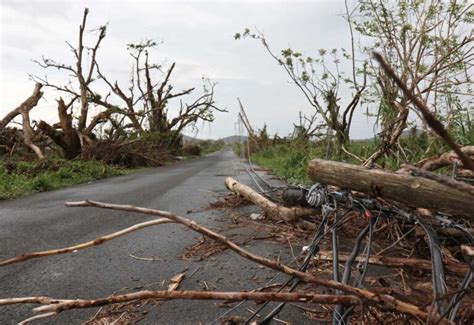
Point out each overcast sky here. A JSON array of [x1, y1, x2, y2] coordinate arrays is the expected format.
[[0, 0, 378, 140]]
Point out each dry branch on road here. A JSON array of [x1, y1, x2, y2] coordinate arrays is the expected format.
[[0, 198, 460, 324], [225, 177, 318, 221], [1, 291, 360, 313], [59, 200, 448, 323], [0, 218, 172, 267]]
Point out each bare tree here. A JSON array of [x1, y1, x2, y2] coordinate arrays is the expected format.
[[92, 40, 224, 146], [30, 8, 224, 159], [31, 8, 106, 158]]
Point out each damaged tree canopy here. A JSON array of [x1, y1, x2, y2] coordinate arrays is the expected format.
[[307, 158, 474, 219]]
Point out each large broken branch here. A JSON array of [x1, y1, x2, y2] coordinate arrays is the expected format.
[[224, 177, 317, 221], [409, 146, 474, 172], [402, 164, 474, 196], [19, 83, 44, 159], [0, 83, 45, 159], [373, 52, 474, 171], [314, 250, 469, 276], [1, 291, 359, 324], [307, 158, 474, 219], [0, 83, 44, 129], [15, 291, 359, 314], [0, 218, 172, 266]]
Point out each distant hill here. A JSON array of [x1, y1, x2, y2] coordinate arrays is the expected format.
[[220, 135, 247, 144], [182, 134, 247, 145], [182, 134, 205, 144]]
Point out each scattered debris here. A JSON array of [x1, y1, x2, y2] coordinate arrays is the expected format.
[[179, 236, 228, 261], [207, 193, 250, 210]]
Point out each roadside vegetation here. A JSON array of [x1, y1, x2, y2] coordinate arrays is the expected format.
[[0, 158, 125, 200], [248, 130, 471, 185]]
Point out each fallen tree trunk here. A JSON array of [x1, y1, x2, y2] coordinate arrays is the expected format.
[[225, 177, 317, 221], [307, 159, 474, 219], [314, 250, 469, 276]]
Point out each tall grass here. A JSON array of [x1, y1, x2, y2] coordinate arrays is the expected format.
[[250, 134, 451, 185], [0, 158, 127, 200]]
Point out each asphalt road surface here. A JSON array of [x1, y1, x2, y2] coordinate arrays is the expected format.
[[0, 149, 313, 324]]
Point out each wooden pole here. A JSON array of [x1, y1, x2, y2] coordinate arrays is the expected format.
[[307, 159, 474, 219]]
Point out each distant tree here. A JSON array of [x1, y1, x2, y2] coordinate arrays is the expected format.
[[92, 40, 224, 147], [235, 1, 367, 152]]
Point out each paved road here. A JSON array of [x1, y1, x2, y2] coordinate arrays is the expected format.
[[0, 149, 310, 324]]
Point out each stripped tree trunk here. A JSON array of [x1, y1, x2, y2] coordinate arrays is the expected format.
[[225, 177, 317, 221], [38, 98, 82, 159]]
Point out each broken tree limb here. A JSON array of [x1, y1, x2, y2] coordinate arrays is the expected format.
[[18, 312, 57, 325], [402, 164, 474, 197], [0, 218, 172, 267], [62, 200, 449, 323], [0, 83, 45, 159], [314, 250, 469, 276], [2, 291, 359, 314], [19, 84, 44, 159], [373, 52, 474, 171], [224, 177, 317, 221], [0, 83, 43, 130], [307, 159, 474, 219], [0, 297, 71, 306], [409, 146, 474, 172]]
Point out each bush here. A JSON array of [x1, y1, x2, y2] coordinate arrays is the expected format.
[[181, 144, 201, 156]]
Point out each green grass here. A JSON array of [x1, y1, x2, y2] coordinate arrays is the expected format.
[[249, 134, 451, 185], [0, 158, 127, 200]]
